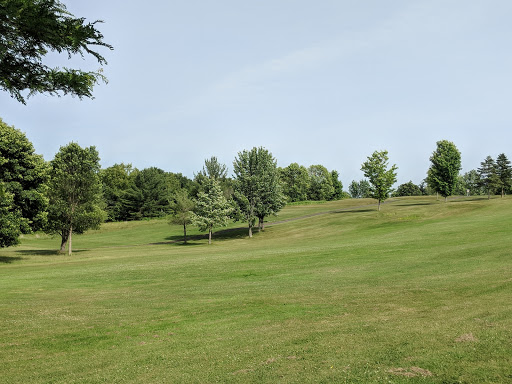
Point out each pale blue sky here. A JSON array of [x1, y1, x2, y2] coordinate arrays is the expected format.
[[2, 1, 512, 187]]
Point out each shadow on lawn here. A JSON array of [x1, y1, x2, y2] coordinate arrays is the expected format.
[[14, 249, 88, 256], [0, 256, 25, 264]]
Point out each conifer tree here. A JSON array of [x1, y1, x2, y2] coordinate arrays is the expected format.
[[192, 178, 232, 245], [495, 153, 512, 197]]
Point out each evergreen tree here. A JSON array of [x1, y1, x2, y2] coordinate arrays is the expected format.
[[478, 156, 499, 199], [192, 178, 232, 245], [495, 153, 512, 198], [330, 170, 344, 200], [1, 0, 112, 103]]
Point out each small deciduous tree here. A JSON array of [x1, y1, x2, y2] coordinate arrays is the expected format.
[[361, 150, 398, 211], [45, 143, 105, 255], [427, 140, 462, 202], [192, 178, 232, 245], [168, 189, 195, 244], [478, 156, 499, 199], [0, 0, 113, 103], [394, 181, 422, 197]]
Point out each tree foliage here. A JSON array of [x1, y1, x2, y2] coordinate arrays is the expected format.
[[0, 118, 48, 233], [279, 163, 310, 202], [233, 147, 285, 237], [307, 164, 334, 201], [349, 179, 371, 199], [361, 150, 398, 210], [0, 183, 21, 248], [122, 167, 178, 220], [100, 163, 135, 221], [427, 140, 461, 201], [192, 178, 232, 244], [495, 153, 512, 198], [45, 142, 105, 254], [394, 181, 422, 197], [478, 156, 499, 199], [0, 0, 113, 103], [168, 189, 195, 244], [330, 170, 344, 200]]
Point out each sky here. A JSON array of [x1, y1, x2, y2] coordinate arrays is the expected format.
[[2, 0, 512, 188]]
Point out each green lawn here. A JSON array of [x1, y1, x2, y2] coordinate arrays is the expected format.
[[1, 196, 511, 383]]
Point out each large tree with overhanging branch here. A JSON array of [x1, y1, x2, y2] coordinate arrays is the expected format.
[[0, 0, 113, 103]]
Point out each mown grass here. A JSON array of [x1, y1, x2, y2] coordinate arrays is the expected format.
[[1, 196, 511, 383]]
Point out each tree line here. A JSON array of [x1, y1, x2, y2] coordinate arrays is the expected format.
[[2, 119, 512, 252]]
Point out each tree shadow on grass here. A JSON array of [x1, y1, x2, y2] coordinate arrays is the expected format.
[[14, 249, 88, 256], [0, 256, 25, 264]]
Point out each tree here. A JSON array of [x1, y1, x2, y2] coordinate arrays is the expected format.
[[478, 156, 499, 199], [0, 118, 48, 233], [253, 149, 286, 231], [198, 156, 228, 180], [394, 181, 422, 197], [330, 170, 344, 200], [279, 163, 310, 202], [0, 0, 113, 103], [349, 179, 371, 198], [233, 147, 285, 237], [427, 140, 462, 202], [168, 189, 195, 244], [307, 165, 334, 201], [45, 143, 105, 255], [361, 150, 398, 211], [495, 153, 512, 198], [192, 178, 232, 245], [100, 163, 135, 221], [461, 170, 482, 196], [122, 167, 177, 219], [0, 183, 21, 248]]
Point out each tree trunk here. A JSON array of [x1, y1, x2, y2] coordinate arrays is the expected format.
[[183, 223, 187, 244], [378, 200, 381, 211], [261, 218, 265, 231], [60, 236, 67, 253], [248, 223, 253, 238], [502, 188, 504, 198], [68, 225, 72, 256], [208, 229, 212, 245], [258, 217, 264, 232], [445, 196, 448, 203]]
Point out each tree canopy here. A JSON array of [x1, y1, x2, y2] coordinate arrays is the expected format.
[[0, 118, 48, 233], [45, 142, 105, 254], [361, 150, 398, 210], [0, 0, 112, 103], [192, 178, 232, 245], [427, 140, 461, 201]]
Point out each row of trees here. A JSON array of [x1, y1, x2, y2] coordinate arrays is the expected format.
[[349, 141, 512, 201], [2, 121, 511, 251]]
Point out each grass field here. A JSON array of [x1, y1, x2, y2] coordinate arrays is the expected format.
[[1, 196, 511, 383]]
